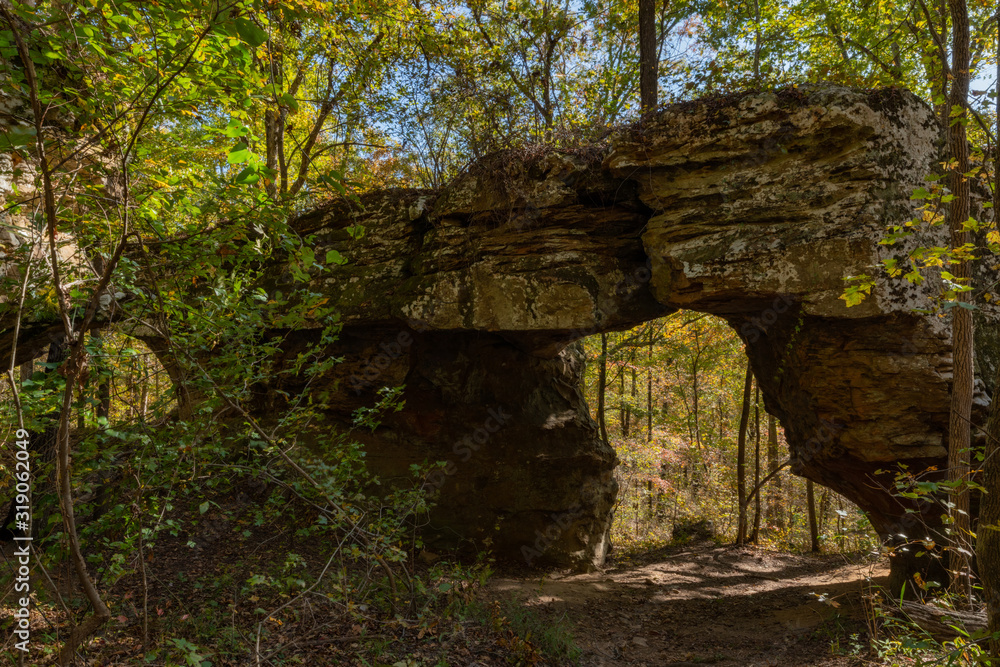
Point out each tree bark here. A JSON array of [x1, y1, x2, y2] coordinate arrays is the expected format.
[[807, 479, 820, 552], [736, 362, 753, 544], [98, 368, 111, 422], [629, 367, 636, 436], [818, 488, 830, 536], [898, 600, 986, 640], [618, 366, 629, 438], [138, 356, 149, 421], [976, 15, 1000, 656], [767, 414, 783, 530], [638, 0, 657, 111], [945, 0, 973, 598], [751, 385, 761, 542], [262, 32, 286, 200], [647, 326, 653, 442], [598, 333, 609, 446], [691, 335, 702, 452]]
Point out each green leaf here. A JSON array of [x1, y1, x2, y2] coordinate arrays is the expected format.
[[199, 502, 209, 514], [278, 92, 299, 111], [317, 173, 346, 194], [325, 249, 346, 265], [234, 18, 268, 47], [0, 125, 36, 150], [299, 246, 315, 267], [234, 166, 259, 185], [910, 187, 931, 200], [227, 142, 251, 164], [221, 119, 249, 138]]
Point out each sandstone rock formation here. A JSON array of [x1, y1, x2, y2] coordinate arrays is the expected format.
[[5, 85, 996, 578], [269, 86, 997, 575]]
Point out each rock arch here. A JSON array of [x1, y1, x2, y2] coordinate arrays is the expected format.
[[262, 86, 997, 578], [4, 85, 996, 583]]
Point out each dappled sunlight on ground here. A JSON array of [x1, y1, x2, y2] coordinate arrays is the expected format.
[[488, 543, 887, 666]]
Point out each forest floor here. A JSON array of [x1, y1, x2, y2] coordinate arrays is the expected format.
[[1, 534, 889, 665], [485, 542, 886, 666]]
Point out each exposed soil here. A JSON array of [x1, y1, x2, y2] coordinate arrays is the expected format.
[[486, 543, 886, 666], [1, 529, 886, 665]]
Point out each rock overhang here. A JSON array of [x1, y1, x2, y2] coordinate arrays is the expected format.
[[4, 84, 995, 574]]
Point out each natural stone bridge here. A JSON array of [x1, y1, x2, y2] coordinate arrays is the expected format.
[[4, 86, 997, 584]]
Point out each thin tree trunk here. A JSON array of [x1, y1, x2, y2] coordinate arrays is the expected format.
[[692, 338, 702, 452], [818, 488, 830, 535], [638, 0, 657, 110], [807, 479, 820, 552], [98, 370, 111, 422], [717, 397, 724, 444], [598, 333, 609, 446], [77, 385, 86, 431], [751, 384, 762, 542], [647, 326, 654, 442], [620, 364, 628, 437], [946, 0, 973, 598], [263, 41, 284, 200], [767, 414, 783, 530], [139, 357, 149, 421], [736, 363, 753, 544], [628, 367, 636, 437], [752, 0, 762, 83]]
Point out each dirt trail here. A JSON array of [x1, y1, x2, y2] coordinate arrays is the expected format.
[[489, 544, 886, 666]]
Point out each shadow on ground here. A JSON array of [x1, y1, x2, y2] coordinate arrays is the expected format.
[[487, 543, 887, 666]]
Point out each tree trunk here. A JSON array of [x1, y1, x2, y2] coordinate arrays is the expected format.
[[767, 414, 783, 530], [977, 19, 1000, 656], [98, 370, 111, 422], [736, 362, 753, 544], [620, 364, 628, 437], [818, 488, 830, 536], [897, 600, 986, 641], [752, 0, 762, 83], [691, 338, 702, 452], [945, 0, 973, 598], [807, 479, 820, 552], [263, 41, 284, 200], [751, 385, 762, 542], [77, 385, 86, 431], [139, 360, 149, 421], [647, 325, 653, 442], [598, 333, 609, 446], [628, 367, 636, 437], [638, 0, 657, 110]]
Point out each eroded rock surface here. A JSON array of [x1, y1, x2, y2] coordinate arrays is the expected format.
[[271, 86, 997, 571], [6, 85, 996, 574]]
